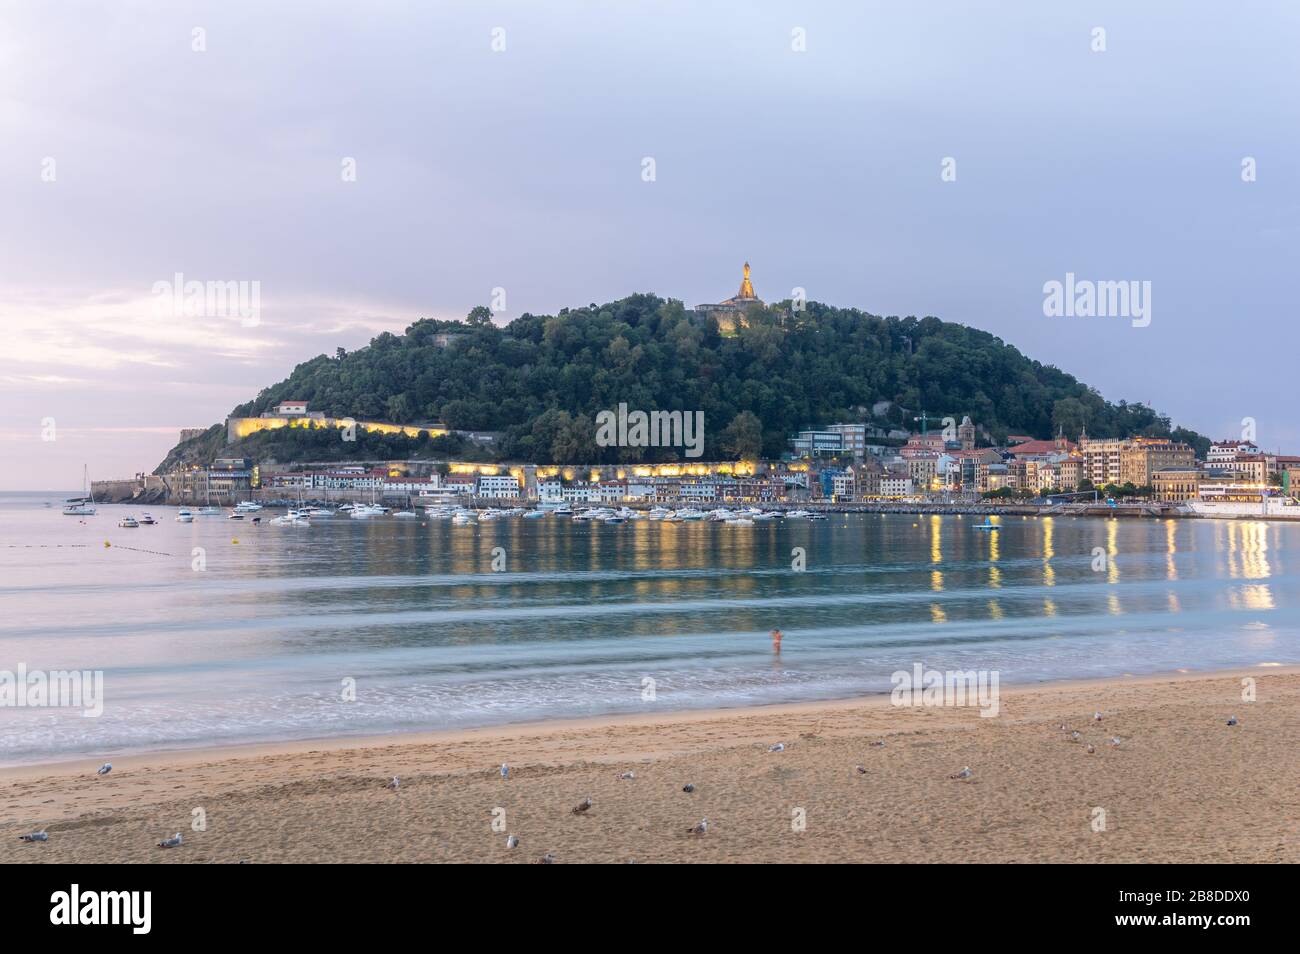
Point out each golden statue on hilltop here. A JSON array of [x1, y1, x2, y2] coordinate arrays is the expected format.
[[736, 261, 757, 301]]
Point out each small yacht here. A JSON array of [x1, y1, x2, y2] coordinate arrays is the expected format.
[[62, 465, 98, 515], [975, 518, 1000, 532], [118, 515, 139, 528], [349, 504, 386, 519], [139, 513, 157, 525], [305, 507, 334, 517], [522, 509, 546, 519], [175, 509, 194, 523], [234, 501, 263, 513], [392, 511, 418, 519], [452, 511, 474, 525], [197, 506, 222, 517], [808, 512, 828, 521]]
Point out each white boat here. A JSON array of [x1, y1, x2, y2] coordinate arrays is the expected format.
[[234, 501, 263, 513], [522, 509, 546, 519], [305, 507, 334, 517], [350, 504, 386, 519], [228, 511, 245, 520], [452, 512, 474, 525], [786, 509, 812, 519], [725, 516, 755, 526], [271, 512, 312, 527], [175, 509, 194, 523], [752, 511, 778, 521], [392, 511, 418, 519], [62, 465, 98, 515], [139, 514, 157, 525], [197, 506, 222, 517], [477, 508, 504, 521], [118, 516, 139, 528], [808, 513, 828, 521]]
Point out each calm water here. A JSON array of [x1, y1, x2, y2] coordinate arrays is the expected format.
[[2, 491, 1297, 765]]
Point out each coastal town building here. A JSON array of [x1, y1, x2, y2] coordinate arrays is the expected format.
[[1119, 438, 1196, 488], [879, 475, 915, 498], [1078, 434, 1126, 486], [1152, 467, 1201, 503], [1207, 439, 1259, 470], [476, 474, 522, 498]]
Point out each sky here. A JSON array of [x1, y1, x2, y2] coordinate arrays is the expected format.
[[2, 1, 1297, 490]]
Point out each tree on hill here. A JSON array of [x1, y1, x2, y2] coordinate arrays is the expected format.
[[177, 298, 1210, 469]]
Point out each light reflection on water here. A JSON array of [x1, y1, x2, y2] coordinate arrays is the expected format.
[[1, 492, 1297, 764]]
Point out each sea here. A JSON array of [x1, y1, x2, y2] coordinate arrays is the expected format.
[[1, 491, 1296, 765]]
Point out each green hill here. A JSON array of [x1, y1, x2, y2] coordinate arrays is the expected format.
[[157, 295, 1209, 469]]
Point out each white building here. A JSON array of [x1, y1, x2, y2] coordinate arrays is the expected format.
[[1207, 440, 1260, 470], [831, 472, 856, 499], [880, 475, 915, 497], [476, 474, 521, 498]]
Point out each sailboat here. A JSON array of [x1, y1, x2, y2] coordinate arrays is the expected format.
[[62, 465, 97, 515]]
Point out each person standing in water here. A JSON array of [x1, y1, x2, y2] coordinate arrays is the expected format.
[[771, 628, 783, 654]]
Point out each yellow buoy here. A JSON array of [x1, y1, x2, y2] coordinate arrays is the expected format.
[[231, 538, 239, 545], [104, 541, 111, 548]]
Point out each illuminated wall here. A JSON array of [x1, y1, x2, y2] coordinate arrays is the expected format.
[[227, 416, 450, 443]]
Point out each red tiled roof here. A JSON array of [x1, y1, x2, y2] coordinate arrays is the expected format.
[[1007, 439, 1073, 455]]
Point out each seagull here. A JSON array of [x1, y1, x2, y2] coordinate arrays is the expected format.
[[537, 852, 556, 864], [18, 830, 48, 842], [615, 771, 635, 780], [96, 762, 112, 776], [1093, 711, 1103, 722], [856, 765, 868, 775], [1070, 730, 1081, 742], [1109, 736, 1123, 746], [500, 763, 509, 779], [682, 783, 696, 793], [385, 776, 400, 790], [687, 818, 708, 835], [506, 835, 519, 849], [572, 797, 593, 815], [157, 832, 182, 848], [1086, 744, 1096, 754], [1226, 716, 1238, 726], [869, 739, 886, 748], [1058, 723, 1068, 732], [948, 766, 973, 780], [768, 742, 785, 752]]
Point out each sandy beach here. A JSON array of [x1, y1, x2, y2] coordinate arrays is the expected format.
[[3, 668, 1297, 864]]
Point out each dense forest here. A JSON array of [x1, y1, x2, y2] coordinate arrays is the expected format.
[[160, 296, 1209, 468]]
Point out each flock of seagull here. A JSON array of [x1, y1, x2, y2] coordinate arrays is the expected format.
[[13, 711, 1245, 858]]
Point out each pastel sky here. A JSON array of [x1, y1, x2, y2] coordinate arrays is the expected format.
[[2, 1, 1297, 490]]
